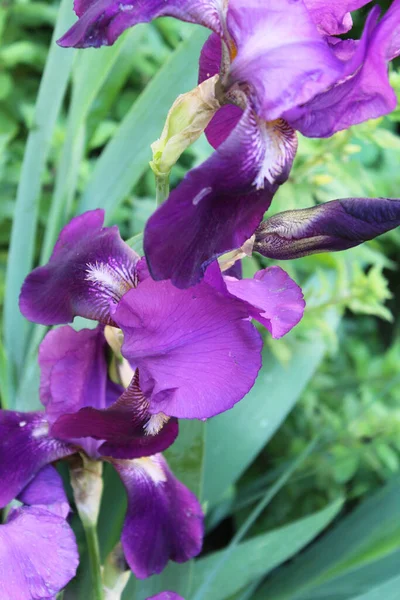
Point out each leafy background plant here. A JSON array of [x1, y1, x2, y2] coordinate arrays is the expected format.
[[1, 1, 399, 598]]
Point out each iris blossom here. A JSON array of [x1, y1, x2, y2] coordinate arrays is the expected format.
[[0, 465, 78, 599], [58, 1, 400, 287], [0, 324, 203, 579], [19, 209, 305, 420]]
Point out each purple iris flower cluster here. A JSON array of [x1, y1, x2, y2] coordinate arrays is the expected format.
[[0, 210, 304, 597], [58, 0, 400, 287], [2, 1, 400, 598]]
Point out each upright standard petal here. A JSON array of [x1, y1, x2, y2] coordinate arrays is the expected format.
[[115, 455, 203, 579], [304, 0, 372, 35], [0, 411, 73, 507], [112, 273, 263, 419], [144, 109, 297, 288], [39, 326, 108, 422], [19, 209, 139, 326], [58, 0, 224, 49], [226, 0, 344, 121], [254, 198, 400, 259], [18, 465, 70, 518], [286, 3, 400, 137], [51, 372, 179, 459], [0, 506, 78, 600], [224, 267, 305, 339]]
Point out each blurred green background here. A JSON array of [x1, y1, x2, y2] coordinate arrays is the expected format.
[[1, 1, 400, 599]]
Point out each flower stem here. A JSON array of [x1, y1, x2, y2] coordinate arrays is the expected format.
[[84, 523, 104, 600], [156, 173, 170, 206]]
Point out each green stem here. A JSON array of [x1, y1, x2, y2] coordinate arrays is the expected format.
[[156, 173, 170, 206], [84, 523, 104, 600]]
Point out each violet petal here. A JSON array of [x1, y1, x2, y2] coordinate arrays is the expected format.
[[113, 272, 263, 419], [18, 465, 70, 518], [115, 455, 203, 579], [225, 267, 305, 339], [19, 209, 139, 326], [0, 506, 78, 599], [0, 410, 73, 507], [51, 373, 179, 459], [58, 0, 224, 48]]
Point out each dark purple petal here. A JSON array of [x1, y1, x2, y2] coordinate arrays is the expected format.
[[198, 32, 222, 85], [254, 198, 400, 259], [113, 271, 263, 419], [304, 0, 372, 35], [225, 267, 305, 339], [0, 411, 73, 507], [147, 594, 184, 600], [39, 325, 108, 422], [18, 465, 70, 518], [144, 109, 297, 288], [19, 209, 139, 326], [285, 3, 400, 137], [115, 454, 203, 579], [58, 0, 224, 49], [198, 33, 244, 149], [0, 506, 78, 599], [226, 0, 344, 121], [51, 373, 179, 459]]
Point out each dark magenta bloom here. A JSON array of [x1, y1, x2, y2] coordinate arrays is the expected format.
[[0, 465, 78, 599], [20, 210, 305, 419], [0, 325, 202, 579], [254, 197, 400, 260]]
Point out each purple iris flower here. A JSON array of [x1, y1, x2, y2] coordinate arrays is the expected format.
[[0, 464, 79, 599], [0, 325, 203, 579], [58, 1, 400, 287], [19, 209, 305, 419]]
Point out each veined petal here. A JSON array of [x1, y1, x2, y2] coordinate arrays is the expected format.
[[226, 0, 344, 121], [224, 267, 305, 339], [254, 198, 400, 259], [18, 465, 70, 518], [39, 326, 108, 422], [144, 109, 296, 288], [19, 209, 139, 326], [58, 0, 225, 49], [304, 0, 372, 35], [115, 455, 203, 579], [0, 411, 73, 507], [286, 4, 400, 137], [147, 594, 184, 600], [112, 271, 263, 419], [0, 506, 78, 600], [51, 372, 178, 459]]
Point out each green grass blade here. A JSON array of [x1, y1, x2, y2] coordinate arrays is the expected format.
[[3, 0, 75, 398], [79, 27, 209, 218], [40, 29, 144, 263], [191, 498, 343, 600], [192, 439, 319, 600]]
